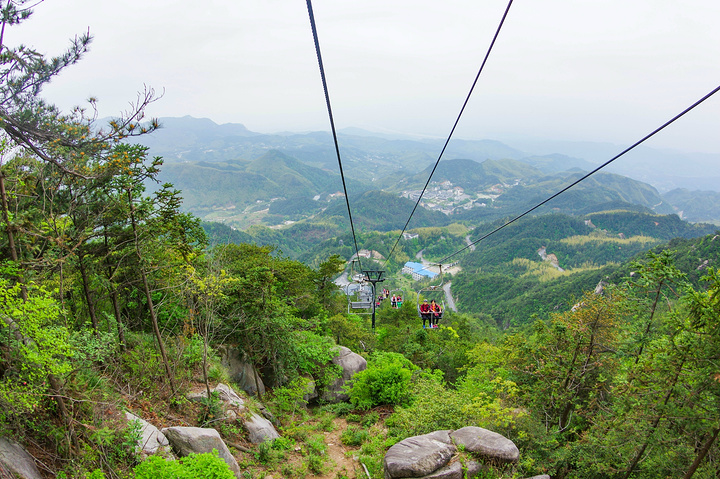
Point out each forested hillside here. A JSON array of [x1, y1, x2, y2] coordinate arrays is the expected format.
[[391, 158, 545, 191], [159, 151, 692, 229], [452, 212, 716, 328], [319, 190, 450, 231], [663, 188, 720, 223], [156, 150, 368, 228]]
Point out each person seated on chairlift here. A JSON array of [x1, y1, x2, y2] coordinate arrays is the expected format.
[[391, 295, 397, 308], [430, 300, 442, 328], [397, 296, 403, 307], [420, 299, 431, 328]]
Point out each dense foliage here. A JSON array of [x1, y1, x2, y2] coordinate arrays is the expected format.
[[134, 451, 235, 479], [379, 252, 720, 478]]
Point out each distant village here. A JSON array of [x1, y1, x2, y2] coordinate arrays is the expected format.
[[400, 179, 520, 215]]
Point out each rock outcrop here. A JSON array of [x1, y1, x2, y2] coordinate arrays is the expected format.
[[244, 413, 280, 444], [162, 426, 241, 478], [450, 427, 519, 464], [0, 437, 43, 479], [188, 383, 280, 444], [124, 411, 171, 456], [321, 346, 367, 403], [384, 430, 457, 478], [384, 427, 519, 479], [213, 382, 246, 409], [220, 347, 266, 396]]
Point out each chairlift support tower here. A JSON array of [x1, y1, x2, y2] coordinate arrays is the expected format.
[[363, 270, 385, 330]]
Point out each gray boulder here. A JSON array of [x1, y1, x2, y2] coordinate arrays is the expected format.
[[0, 437, 43, 479], [162, 426, 241, 478], [420, 460, 483, 479], [384, 430, 456, 478], [322, 346, 367, 403], [186, 383, 280, 444], [220, 347, 265, 396], [419, 460, 463, 478], [450, 427, 519, 464], [245, 412, 280, 444], [124, 412, 170, 455], [213, 383, 246, 409]]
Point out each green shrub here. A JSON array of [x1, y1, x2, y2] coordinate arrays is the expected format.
[[70, 329, 118, 366], [305, 434, 327, 456], [340, 425, 369, 446], [255, 440, 286, 467], [361, 411, 380, 427], [306, 453, 327, 475], [198, 391, 224, 427], [315, 411, 336, 431], [180, 334, 207, 368], [319, 402, 355, 416], [120, 334, 165, 392], [385, 370, 467, 438], [348, 352, 418, 410], [269, 377, 312, 416], [345, 413, 362, 423], [270, 436, 296, 451], [134, 450, 234, 479], [207, 362, 230, 383]]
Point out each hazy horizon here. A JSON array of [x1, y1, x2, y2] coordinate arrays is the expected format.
[[12, 0, 720, 156]]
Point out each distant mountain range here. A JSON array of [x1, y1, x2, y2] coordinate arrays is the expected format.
[[137, 116, 720, 227]]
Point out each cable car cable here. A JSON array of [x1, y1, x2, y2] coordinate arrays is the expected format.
[[437, 83, 720, 265], [382, 0, 515, 269], [306, 0, 363, 270]]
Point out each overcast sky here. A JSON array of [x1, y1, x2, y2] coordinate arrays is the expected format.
[[11, 0, 720, 154]]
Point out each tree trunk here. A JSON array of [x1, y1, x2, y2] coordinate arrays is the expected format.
[[622, 357, 685, 479], [682, 428, 719, 479], [103, 226, 126, 349], [0, 171, 27, 301], [111, 289, 126, 350], [635, 281, 664, 363], [77, 250, 99, 333], [127, 189, 176, 395]]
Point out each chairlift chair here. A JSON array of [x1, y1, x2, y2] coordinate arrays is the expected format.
[[345, 282, 374, 315], [344, 259, 374, 314], [389, 288, 404, 308], [416, 265, 445, 328]]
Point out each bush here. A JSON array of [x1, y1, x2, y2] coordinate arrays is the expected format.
[[134, 450, 235, 479], [361, 411, 380, 427], [254, 440, 286, 467], [385, 371, 467, 438], [319, 402, 355, 416], [269, 377, 312, 422], [348, 352, 418, 410], [345, 413, 362, 423], [340, 425, 369, 446]]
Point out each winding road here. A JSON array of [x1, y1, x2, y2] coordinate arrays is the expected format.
[[443, 281, 457, 312]]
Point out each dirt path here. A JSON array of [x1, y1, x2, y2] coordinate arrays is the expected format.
[[315, 418, 364, 479]]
